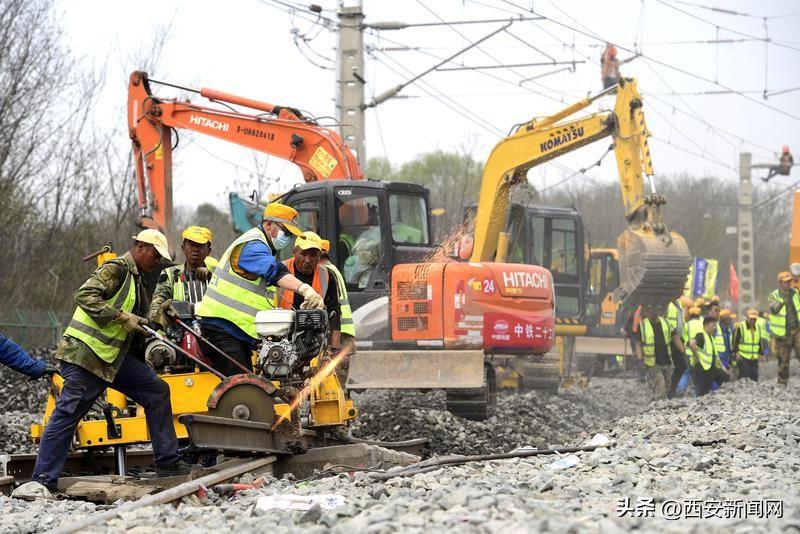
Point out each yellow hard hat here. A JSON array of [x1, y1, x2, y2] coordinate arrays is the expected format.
[[719, 309, 731, 319], [132, 229, 171, 261], [710, 295, 721, 304], [693, 298, 706, 307], [746, 309, 760, 319], [320, 239, 331, 253], [262, 203, 303, 237], [679, 295, 693, 307], [688, 306, 702, 316], [730, 313, 737, 321], [295, 231, 323, 252], [778, 271, 793, 282], [182, 225, 212, 245]]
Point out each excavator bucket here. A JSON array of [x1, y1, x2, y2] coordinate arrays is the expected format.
[[346, 350, 485, 390], [615, 228, 692, 314]]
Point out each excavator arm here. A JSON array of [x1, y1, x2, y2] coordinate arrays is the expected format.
[[128, 71, 362, 230], [470, 78, 690, 312]]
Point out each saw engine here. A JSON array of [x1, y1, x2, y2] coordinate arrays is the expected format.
[[255, 309, 329, 379]]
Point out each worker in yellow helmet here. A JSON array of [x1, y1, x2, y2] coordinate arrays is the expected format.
[[676, 305, 703, 395], [195, 203, 324, 376], [732, 309, 763, 381], [150, 226, 218, 327], [768, 271, 800, 385]]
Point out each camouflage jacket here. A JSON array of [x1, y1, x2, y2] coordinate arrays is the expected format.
[[57, 251, 148, 382]]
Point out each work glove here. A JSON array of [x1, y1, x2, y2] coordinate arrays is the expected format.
[[29, 364, 59, 381], [113, 310, 149, 335], [194, 267, 212, 283], [152, 299, 178, 329], [297, 283, 324, 310]]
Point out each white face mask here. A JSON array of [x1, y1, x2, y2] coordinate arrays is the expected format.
[[273, 229, 290, 249]]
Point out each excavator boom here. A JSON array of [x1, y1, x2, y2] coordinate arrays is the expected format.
[[128, 71, 362, 230], [470, 78, 691, 315]]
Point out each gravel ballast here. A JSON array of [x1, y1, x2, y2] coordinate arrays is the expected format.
[[1, 363, 797, 533]]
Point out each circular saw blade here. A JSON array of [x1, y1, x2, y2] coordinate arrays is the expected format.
[[208, 383, 276, 425]]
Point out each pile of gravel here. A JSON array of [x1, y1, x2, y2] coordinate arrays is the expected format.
[[351, 378, 650, 456], [0, 412, 40, 454], [0, 348, 54, 413], [3, 376, 797, 532]]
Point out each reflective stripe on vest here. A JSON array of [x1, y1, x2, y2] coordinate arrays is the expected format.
[[769, 289, 800, 337], [323, 262, 355, 337], [195, 227, 274, 339], [694, 331, 719, 371], [640, 317, 671, 367], [275, 258, 329, 310], [735, 321, 761, 360], [63, 270, 136, 363]]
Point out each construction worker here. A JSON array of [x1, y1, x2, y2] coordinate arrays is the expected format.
[[600, 43, 621, 89], [732, 309, 763, 381], [758, 311, 772, 358], [320, 239, 356, 341], [635, 304, 675, 400], [717, 309, 734, 369], [666, 297, 687, 398], [195, 203, 324, 376], [149, 226, 218, 326], [768, 271, 800, 385], [0, 333, 57, 379], [274, 232, 341, 348], [764, 145, 794, 181], [689, 316, 730, 396], [17, 230, 188, 499], [677, 305, 703, 395]]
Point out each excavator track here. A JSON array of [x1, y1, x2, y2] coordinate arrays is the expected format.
[[445, 364, 497, 421], [518, 351, 562, 394]]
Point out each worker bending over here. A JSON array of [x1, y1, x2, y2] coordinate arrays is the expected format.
[[732, 309, 763, 381], [689, 316, 730, 396], [0, 334, 57, 380], [18, 231, 187, 499], [196, 203, 323, 376], [769, 271, 800, 385], [274, 232, 341, 349], [149, 225, 218, 327]]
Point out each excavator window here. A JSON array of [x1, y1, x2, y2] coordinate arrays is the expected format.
[[389, 194, 429, 245], [506, 205, 527, 264], [337, 193, 382, 290]]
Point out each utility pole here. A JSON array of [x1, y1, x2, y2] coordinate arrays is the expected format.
[[738, 152, 756, 315], [336, 0, 366, 167]]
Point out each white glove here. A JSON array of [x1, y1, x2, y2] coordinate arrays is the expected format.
[[297, 283, 324, 310]]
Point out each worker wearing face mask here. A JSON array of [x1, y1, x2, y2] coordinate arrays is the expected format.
[[195, 203, 324, 375]]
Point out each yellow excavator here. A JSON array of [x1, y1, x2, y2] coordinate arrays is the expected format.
[[466, 78, 692, 386]]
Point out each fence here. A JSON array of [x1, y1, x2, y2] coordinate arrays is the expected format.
[[0, 309, 65, 349]]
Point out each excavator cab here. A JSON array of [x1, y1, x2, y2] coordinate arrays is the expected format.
[[584, 248, 621, 336], [280, 180, 434, 312], [464, 202, 585, 322]]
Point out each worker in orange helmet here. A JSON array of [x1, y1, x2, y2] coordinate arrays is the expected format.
[[601, 43, 621, 89], [764, 145, 794, 181]]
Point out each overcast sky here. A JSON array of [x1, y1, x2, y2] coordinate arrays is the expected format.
[[58, 0, 800, 212]]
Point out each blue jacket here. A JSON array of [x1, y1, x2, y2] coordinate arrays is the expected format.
[[0, 334, 46, 378]]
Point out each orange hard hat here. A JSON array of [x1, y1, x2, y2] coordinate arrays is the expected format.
[[783, 145, 790, 153]]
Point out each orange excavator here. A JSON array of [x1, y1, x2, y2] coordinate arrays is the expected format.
[[128, 71, 554, 420]]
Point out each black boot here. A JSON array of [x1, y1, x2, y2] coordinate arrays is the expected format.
[[155, 460, 193, 477]]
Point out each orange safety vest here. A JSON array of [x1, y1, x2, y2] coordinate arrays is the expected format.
[[275, 258, 329, 310]]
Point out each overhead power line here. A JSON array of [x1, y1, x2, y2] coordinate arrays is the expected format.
[[654, 0, 800, 52], [364, 16, 543, 30], [669, 0, 796, 20]]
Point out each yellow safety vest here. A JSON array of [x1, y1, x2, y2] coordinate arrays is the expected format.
[[640, 317, 671, 367], [713, 324, 727, 355], [165, 257, 219, 302], [666, 301, 682, 333], [769, 289, 800, 337], [735, 321, 761, 360], [694, 330, 721, 371], [196, 228, 275, 339], [323, 263, 355, 337], [64, 270, 136, 364]]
